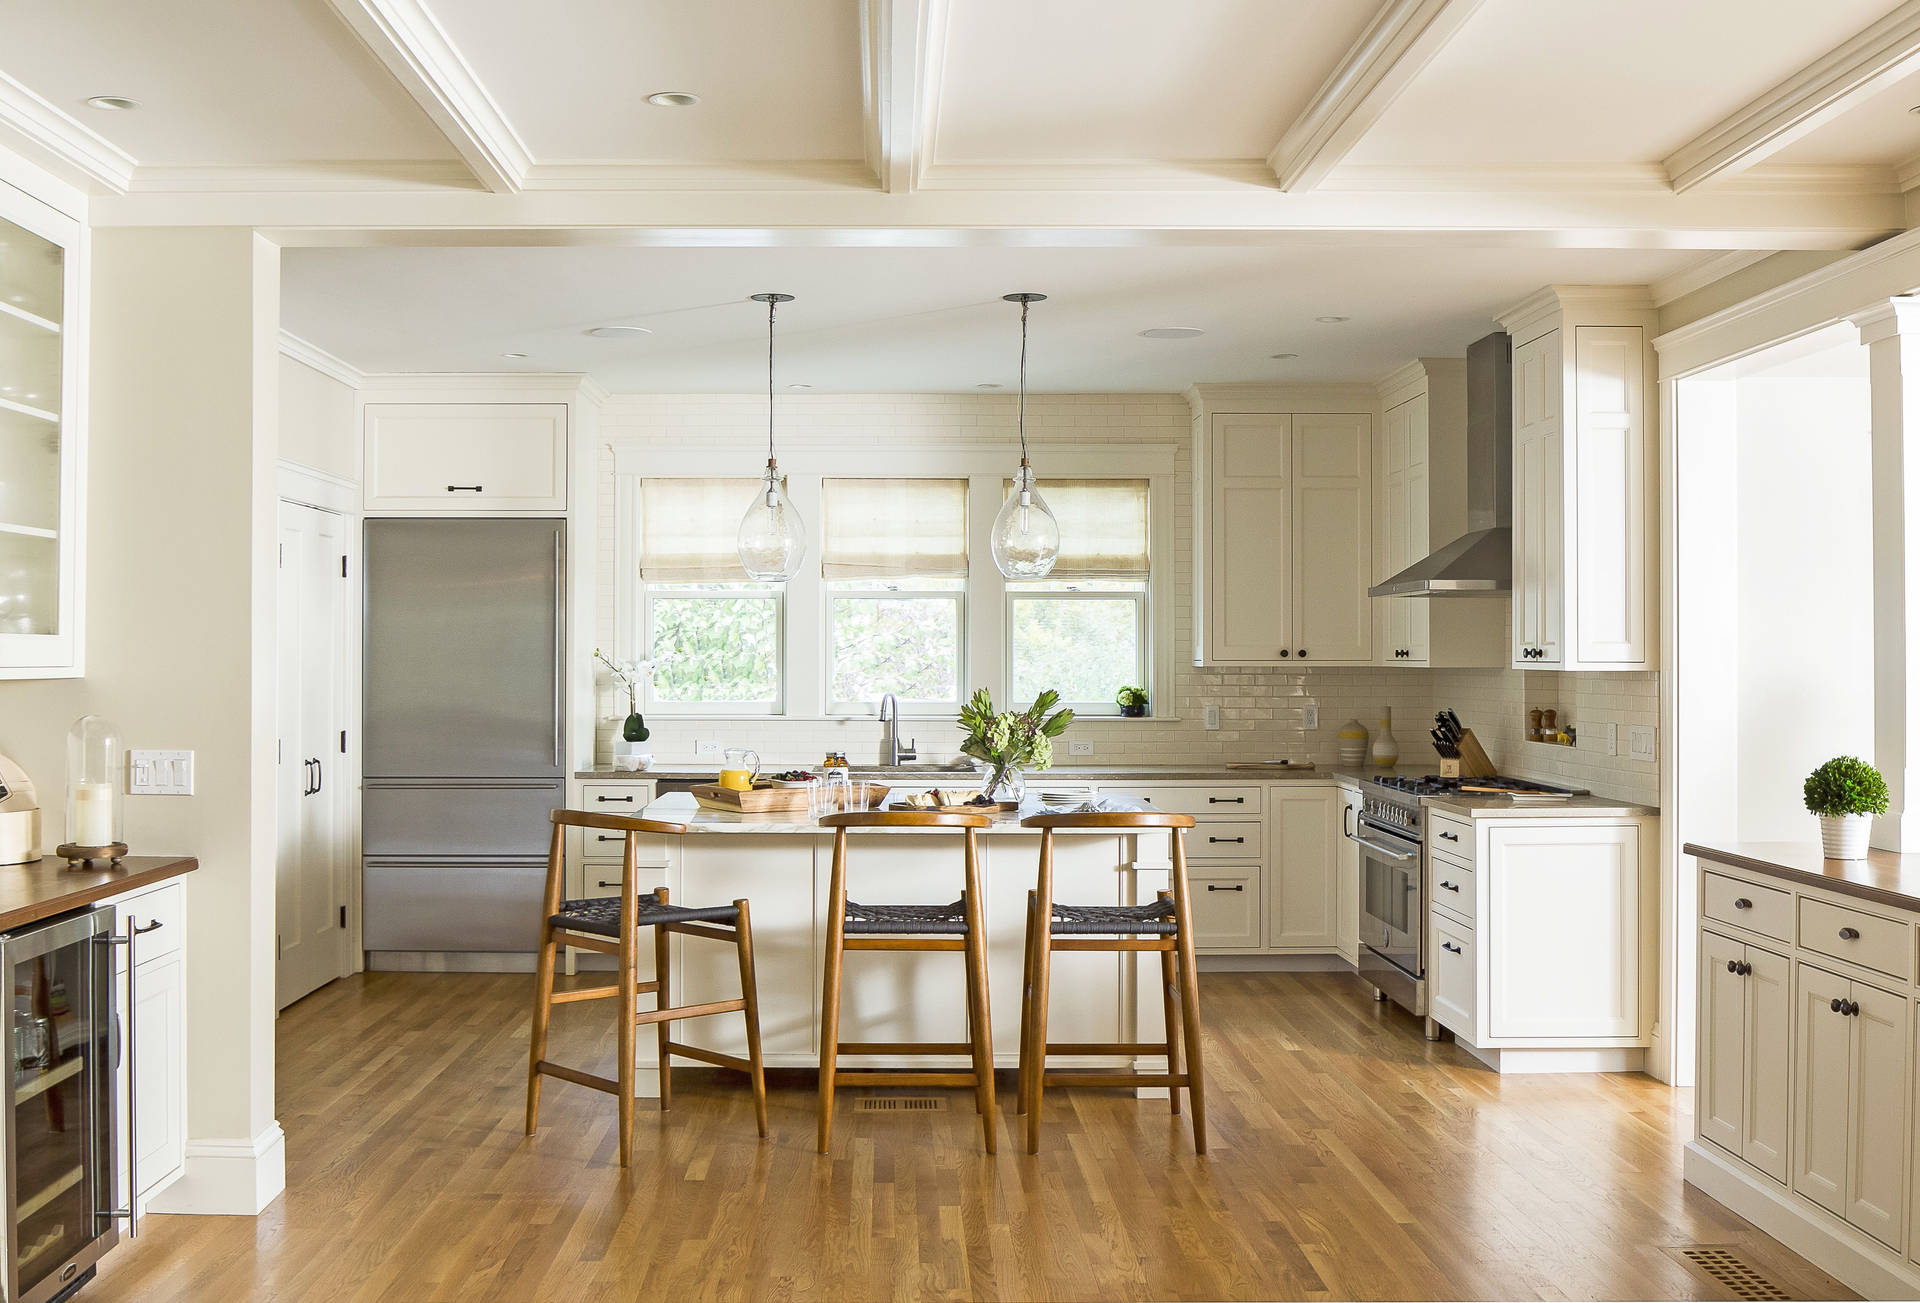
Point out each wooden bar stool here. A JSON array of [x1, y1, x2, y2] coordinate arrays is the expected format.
[[1015, 809, 1207, 1155], [816, 810, 997, 1155], [525, 809, 768, 1166]]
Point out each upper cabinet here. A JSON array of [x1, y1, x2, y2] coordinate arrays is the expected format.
[[1372, 360, 1505, 669], [0, 180, 85, 679], [1497, 288, 1657, 672], [363, 402, 568, 513], [1189, 388, 1371, 667]]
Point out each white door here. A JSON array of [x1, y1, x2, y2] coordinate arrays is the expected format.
[[1743, 944, 1791, 1184], [1696, 930, 1746, 1155], [276, 500, 351, 1009], [1208, 415, 1292, 663], [1571, 325, 1648, 666], [1485, 821, 1640, 1038], [131, 951, 186, 1197], [1793, 962, 1852, 1216], [1846, 980, 1909, 1248], [1268, 786, 1338, 949], [1291, 413, 1372, 664]]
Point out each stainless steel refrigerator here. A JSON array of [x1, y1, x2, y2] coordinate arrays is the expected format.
[[361, 519, 565, 958]]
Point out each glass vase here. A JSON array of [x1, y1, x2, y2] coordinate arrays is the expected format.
[[979, 762, 1025, 804]]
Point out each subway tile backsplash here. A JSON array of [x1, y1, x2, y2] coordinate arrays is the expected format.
[[591, 392, 1658, 807]]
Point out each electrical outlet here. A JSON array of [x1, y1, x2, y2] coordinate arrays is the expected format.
[[1628, 725, 1657, 761], [1203, 704, 1221, 731], [694, 739, 722, 758], [129, 749, 193, 795], [1069, 739, 1094, 757], [1605, 723, 1618, 757], [1303, 703, 1319, 731]]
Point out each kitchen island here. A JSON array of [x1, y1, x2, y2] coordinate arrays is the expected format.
[[611, 792, 1171, 1096]]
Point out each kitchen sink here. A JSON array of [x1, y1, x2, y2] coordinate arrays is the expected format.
[[853, 761, 979, 779]]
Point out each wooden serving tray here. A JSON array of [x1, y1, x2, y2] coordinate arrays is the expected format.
[[691, 783, 892, 813]]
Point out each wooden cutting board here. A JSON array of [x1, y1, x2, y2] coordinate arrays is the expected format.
[[1225, 761, 1316, 771], [691, 783, 892, 814]]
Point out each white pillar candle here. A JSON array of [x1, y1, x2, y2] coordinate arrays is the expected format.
[[72, 781, 114, 847]]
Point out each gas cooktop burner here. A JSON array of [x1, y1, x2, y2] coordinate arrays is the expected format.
[[1369, 773, 1586, 799]]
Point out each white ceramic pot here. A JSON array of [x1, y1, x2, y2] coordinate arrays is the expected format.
[[1820, 813, 1871, 860], [612, 739, 653, 773]]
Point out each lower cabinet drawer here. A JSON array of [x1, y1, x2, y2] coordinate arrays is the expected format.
[[115, 881, 185, 964], [580, 859, 672, 898], [1189, 820, 1263, 861], [1429, 814, 1472, 859], [1123, 785, 1263, 816], [1702, 870, 1792, 942], [1429, 913, 1476, 1042], [572, 828, 672, 865], [576, 781, 655, 811], [1189, 872, 1261, 951], [1431, 861, 1476, 922], [1797, 897, 1912, 982]]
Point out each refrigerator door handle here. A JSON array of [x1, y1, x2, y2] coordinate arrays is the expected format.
[[552, 527, 564, 769]]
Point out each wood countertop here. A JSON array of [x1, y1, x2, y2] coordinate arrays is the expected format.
[[1686, 841, 1920, 912], [0, 855, 197, 933]]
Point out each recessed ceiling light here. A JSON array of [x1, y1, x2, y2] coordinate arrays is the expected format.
[[1269, 352, 1298, 360], [787, 383, 812, 389], [1909, 105, 1920, 115], [1137, 327, 1204, 340], [501, 351, 528, 359], [84, 95, 139, 112], [646, 91, 700, 108], [976, 382, 1003, 389], [585, 325, 652, 339], [1315, 315, 1350, 324]]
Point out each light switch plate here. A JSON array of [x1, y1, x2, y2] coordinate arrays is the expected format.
[[129, 749, 193, 796], [694, 739, 722, 758], [1203, 704, 1221, 731], [1303, 703, 1319, 731], [1628, 725, 1657, 761], [1069, 739, 1094, 757]]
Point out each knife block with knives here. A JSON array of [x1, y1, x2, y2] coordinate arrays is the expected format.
[[1431, 710, 1498, 779]]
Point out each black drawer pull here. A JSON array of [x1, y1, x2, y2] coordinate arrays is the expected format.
[[1207, 796, 1245, 805], [595, 794, 636, 803], [1732, 897, 1752, 909], [446, 484, 484, 492], [1205, 884, 1244, 892], [1438, 831, 1460, 842], [1439, 880, 1459, 892], [596, 834, 624, 842], [596, 880, 621, 890], [1441, 941, 1462, 954], [1839, 927, 1861, 941], [1208, 836, 1246, 844]]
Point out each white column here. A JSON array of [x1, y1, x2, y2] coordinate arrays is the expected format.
[[1855, 298, 1920, 851]]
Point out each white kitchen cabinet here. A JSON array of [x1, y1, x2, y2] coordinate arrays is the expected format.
[[1698, 929, 1790, 1183], [1189, 393, 1373, 666], [1792, 962, 1910, 1250], [1497, 289, 1656, 671], [1429, 912, 1476, 1042], [109, 881, 189, 1207], [1267, 785, 1338, 950], [364, 403, 568, 512], [1336, 785, 1361, 965], [0, 174, 85, 678], [1189, 871, 1262, 951]]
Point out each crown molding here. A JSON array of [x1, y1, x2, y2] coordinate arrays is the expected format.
[[130, 160, 479, 193], [1665, 0, 1920, 193], [1266, 0, 1490, 192], [917, 159, 1276, 190], [1649, 250, 1778, 308], [323, 0, 531, 194], [862, 0, 945, 194], [518, 160, 878, 191], [1320, 162, 1896, 195], [0, 71, 136, 194], [278, 331, 367, 388]]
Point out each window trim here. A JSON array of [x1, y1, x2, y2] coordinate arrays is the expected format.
[[640, 581, 786, 717], [1006, 583, 1148, 716], [825, 580, 968, 715]]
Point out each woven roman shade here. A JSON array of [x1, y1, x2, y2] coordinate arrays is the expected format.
[[638, 478, 760, 582], [821, 478, 969, 580], [1007, 478, 1149, 578]]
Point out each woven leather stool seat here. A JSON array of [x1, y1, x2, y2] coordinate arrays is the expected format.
[[1048, 898, 1177, 936], [843, 898, 968, 935], [551, 891, 743, 939]]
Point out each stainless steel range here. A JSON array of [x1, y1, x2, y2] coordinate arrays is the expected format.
[[1349, 772, 1584, 1037]]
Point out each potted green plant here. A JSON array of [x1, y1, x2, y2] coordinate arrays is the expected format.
[[596, 650, 662, 772], [958, 688, 1075, 802], [1115, 685, 1149, 718], [1803, 756, 1888, 860]]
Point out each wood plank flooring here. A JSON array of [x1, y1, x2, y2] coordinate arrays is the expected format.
[[89, 971, 1850, 1302]]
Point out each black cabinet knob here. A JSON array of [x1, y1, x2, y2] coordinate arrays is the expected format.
[[1727, 959, 1740, 973], [1297, 649, 1307, 658], [1839, 927, 1860, 940], [1733, 897, 1752, 909], [1849, 1000, 1862, 1016], [1279, 649, 1291, 657], [1738, 961, 1752, 976], [1831, 997, 1846, 1013]]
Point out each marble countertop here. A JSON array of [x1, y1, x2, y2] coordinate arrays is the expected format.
[[642, 791, 1150, 835], [1423, 792, 1658, 818], [1687, 841, 1920, 911]]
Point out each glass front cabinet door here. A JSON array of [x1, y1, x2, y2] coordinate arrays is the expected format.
[[0, 181, 83, 678]]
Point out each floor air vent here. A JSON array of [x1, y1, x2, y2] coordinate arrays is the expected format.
[[854, 1096, 947, 1113], [1667, 1246, 1793, 1300]]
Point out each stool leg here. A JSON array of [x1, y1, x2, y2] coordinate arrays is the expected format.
[[961, 828, 996, 1154], [1157, 890, 1182, 1117], [817, 830, 849, 1154], [1025, 831, 1055, 1155], [734, 899, 769, 1139], [617, 836, 641, 1167], [1016, 889, 1037, 1116], [525, 917, 558, 1135], [965, 949, 982, 1115], [1171, 832, 1207, 1155], [654, 888, 673, 1113]]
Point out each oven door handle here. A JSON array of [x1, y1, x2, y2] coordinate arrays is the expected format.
[[1351, 834, 1419, 862]]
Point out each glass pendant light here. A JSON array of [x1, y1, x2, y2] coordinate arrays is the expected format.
[[990, 292, 1061, 579], [738, 292, 808, 581]]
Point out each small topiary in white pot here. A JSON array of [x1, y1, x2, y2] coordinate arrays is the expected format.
[[1803, 756, 1889, 860]]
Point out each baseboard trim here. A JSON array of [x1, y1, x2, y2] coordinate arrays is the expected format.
[[1454, 1042, 1647, 1074], [1684, 1141, 1920, 1299], [1197, 953, 1352, 972], [368, 951, 536, 973], [145, 1123, 286, 1216]]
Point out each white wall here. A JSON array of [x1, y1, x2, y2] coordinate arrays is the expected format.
[[278, 354, 355, 480], [0, 227, 283, 1214]]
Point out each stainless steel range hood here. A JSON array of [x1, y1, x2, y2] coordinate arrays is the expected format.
[[1369, 330, 1512, 598]]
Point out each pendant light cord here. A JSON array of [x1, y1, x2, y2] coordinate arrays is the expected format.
[[1017, 296, 1030, 463], [766, 297, 777, 465]]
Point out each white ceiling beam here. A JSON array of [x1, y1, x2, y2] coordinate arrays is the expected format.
[[1266, 0, 1489, 193], [323, 0, 531, 194], [0, 71, 137, 194], [862, 0, 945, 193], [1665, 0, 1920, 193]]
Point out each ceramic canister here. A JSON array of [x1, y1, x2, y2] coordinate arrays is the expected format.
[[1335, 718, 1369, 767]]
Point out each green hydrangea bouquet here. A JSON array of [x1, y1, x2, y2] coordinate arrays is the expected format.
[[958, 688, 1075, 801]]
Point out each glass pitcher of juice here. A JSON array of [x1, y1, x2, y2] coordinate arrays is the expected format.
[[719, 748, 761, 791]]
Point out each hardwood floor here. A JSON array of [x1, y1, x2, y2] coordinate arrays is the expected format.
[[91, 971, 1849, 1302]]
